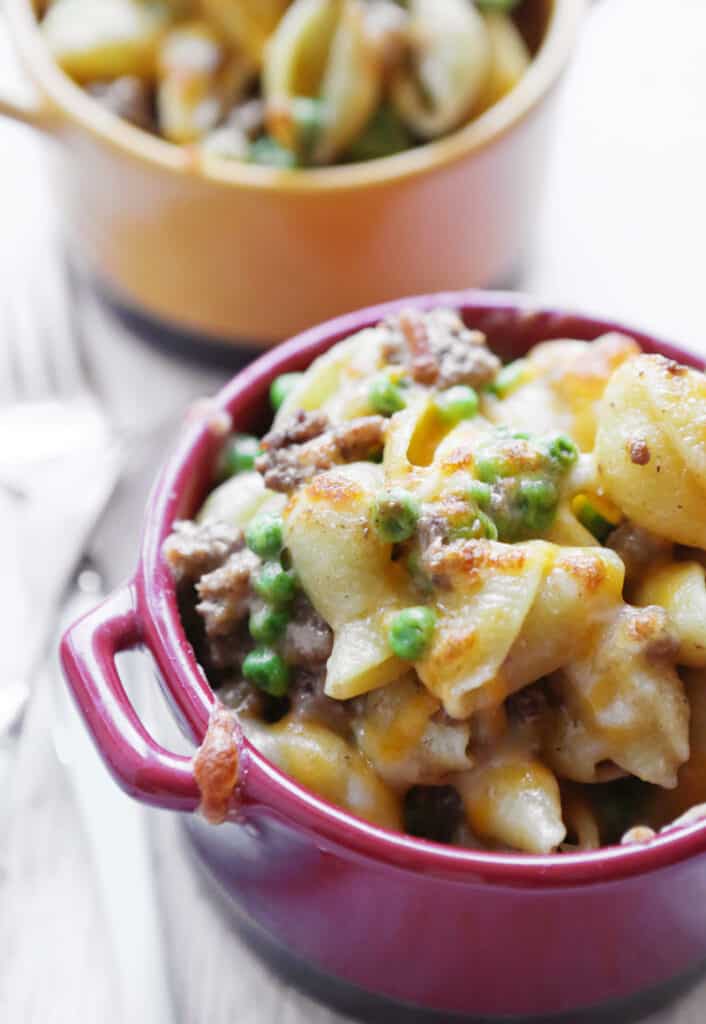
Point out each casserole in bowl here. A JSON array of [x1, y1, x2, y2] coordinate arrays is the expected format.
[[2, 0, 583, 346], [61, 291, 706, 1020]]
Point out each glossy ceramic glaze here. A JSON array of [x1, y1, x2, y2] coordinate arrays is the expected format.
[[2, 0, 584, 346], [61, 291, 706, 1019]]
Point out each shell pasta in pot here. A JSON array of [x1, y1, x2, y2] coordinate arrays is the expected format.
[[39, 0, 538, 166], [164, 307, 706, 854]]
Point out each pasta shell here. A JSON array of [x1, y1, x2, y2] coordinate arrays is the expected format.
[[42, 0, 169, 82], [456, 751, 566, 854], [550, 605, 689, 789], [477, 10, 531, 113], [312, 0, 385, 164], [273, 327, 386, 424], [264, 0, 385, 162], [649, 668, 706, 827], [500, 545, 625, 696], [354, 676, 473, 788], [156, 20, 255, 143], [285, 463, 409, 700], [636, 562, 706, 668], [243, 717, 402, 829], [416, 539, 550, 718], [200, 0, 291, 64], [595, 355, 706, 548], [263, 0, 342, 103], [389, 0, 492, 139], [197, 471, 284, 528]]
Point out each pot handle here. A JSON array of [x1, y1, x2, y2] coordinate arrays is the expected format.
[[0, 10, 55, 130], [0, 87, 52, 129], [60, 582, 202, 812]]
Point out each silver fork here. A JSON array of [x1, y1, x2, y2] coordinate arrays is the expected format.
[[0, 262, 110, 466], [0, 261, 122, 735]]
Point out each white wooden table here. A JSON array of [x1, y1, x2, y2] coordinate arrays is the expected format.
[[2, 2, 706, 1022]]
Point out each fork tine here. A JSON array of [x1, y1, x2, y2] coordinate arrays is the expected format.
[[0, 255, 95, 408], [0, 308, 20, 406], [36, 265, 87, 398], [5, 297, 53, 401]]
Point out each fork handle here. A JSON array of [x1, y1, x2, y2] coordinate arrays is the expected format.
[[60, 582, 201, 811]]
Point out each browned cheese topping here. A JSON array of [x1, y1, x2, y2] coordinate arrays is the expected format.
[[193, 703, 240, 825], [628, 437, 651, 465]]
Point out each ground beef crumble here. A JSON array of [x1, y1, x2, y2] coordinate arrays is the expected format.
[[196, 549, 260, 637], [381, 307, 501, 390], [163, 514, 345, 732], [260, 409, 330, 449], [289, 669, 351, 737], [417, 509, 453, 552], [506, 680, 552, 724], [163, 520, 245, 585], [256, 412, 386, 493], [282, 593, 334, 667], [606, 521, 672, 586], [333, 416, 387, 462], [403, 785, 464, 844]]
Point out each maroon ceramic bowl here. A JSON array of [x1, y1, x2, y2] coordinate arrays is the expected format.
[[61, 291, 706, 1022]]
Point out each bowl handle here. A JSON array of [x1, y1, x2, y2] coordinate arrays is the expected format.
[[60, 582, 201, 812]]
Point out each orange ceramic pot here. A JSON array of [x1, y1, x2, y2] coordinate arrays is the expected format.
[[1, 0, 584, 347]]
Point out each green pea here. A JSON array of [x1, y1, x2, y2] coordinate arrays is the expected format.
[[369, 374, 406, 416], [371, 488, 420, 543], [291, 97, 324, 162], [474, 453, 514, 483], [547, 434, 579, 471], [253, 562, 298, 605], [517, 478, 558, 532], [476, 511, 498, 541], [246, 514, 284, 559], [449, 510, 499, 542], [249, 135, 298, 169], [242, 647, 290, 696], [388, 606, 437, 660], [220, 433, 260, 477], [476, 0, 522, 11], [346, 104, 411, 163], [488, 358, 528, 399], [573, 496, 618, 543], [468, 479, 492, 508], [248, 604, 290, 645], [434, 385, 479, 425], [270, 373, 304, 411]]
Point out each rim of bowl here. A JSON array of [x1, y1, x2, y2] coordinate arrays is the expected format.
[[9, 0, 585, 194], [139, 289, 706, 887]]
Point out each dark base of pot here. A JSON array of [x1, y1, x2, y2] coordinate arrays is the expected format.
[[181, 824, 705, 1024], [88, 264, 528, 371], [99, 288, 262, 369]]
